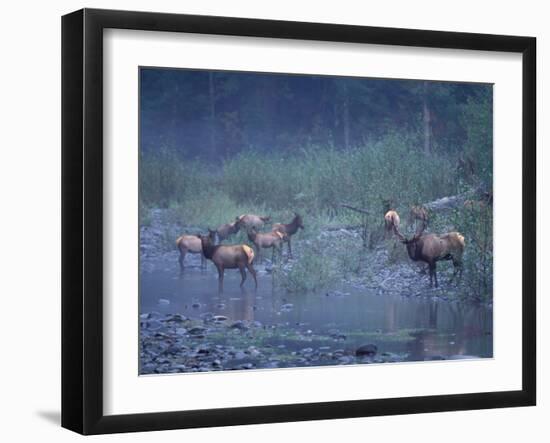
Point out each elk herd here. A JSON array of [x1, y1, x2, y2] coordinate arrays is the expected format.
[[176, 213, 304, 292], [176, 201, 473, 291]]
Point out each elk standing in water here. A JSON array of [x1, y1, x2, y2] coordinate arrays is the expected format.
[[200, 229, 257, 293], [272, 213, 304, 258], [215, 220, 240, 242], [247, 227, 286, 262], [176, 234, 206, 272], [394, 222, 465, 288], [236, 214, 271, 231], [384, 210, 400, 239]]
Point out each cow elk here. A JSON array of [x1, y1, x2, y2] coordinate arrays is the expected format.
[[407, 205, 429, 231], [272, 213, 304, 258], [200, 229, 257, 293], [176, 234, 206, 272], [215, 220, 241, 242], [384, 210, 400, 240], [394, 222, 465, 288], [247, 227, 286, 263], [236, 214, 271, 231]]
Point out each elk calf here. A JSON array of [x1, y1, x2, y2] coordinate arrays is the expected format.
[[200, 229, 257, 293], [176, 235, 206, 271], [247, 228, 286, 262], [394, 224, 465, 288], [272, 213, 304, 258]]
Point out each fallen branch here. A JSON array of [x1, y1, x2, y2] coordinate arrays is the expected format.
[[339, 203, 370, 215]]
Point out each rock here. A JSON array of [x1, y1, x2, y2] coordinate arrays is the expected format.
[[213, 315, 228, 322], [188, 327, 207, 336], [164, 345, 181, 355], [330, 333, 347, 341], [165, 313, 186, 323], [355, 344, 378, 357], [158, 298, 170, 305], [191, 302, 201, 309], [325, 290, 350, 297], [234, 351, 247, 359], [175, 328, 187, 335], [230, 321, 248, 331], [448, 355, 479, 360], [146, 320, 163, 330], [280, 303, 294, 311]]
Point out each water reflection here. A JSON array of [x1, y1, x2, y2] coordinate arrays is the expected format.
[[141, 266, 493, 360]]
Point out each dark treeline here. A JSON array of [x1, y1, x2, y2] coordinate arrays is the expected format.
[[140, 68, 492, 163]]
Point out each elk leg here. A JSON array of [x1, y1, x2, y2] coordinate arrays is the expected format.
[[200, 252, 206, 270], [216, 264, 224, 293], [247, 263, 258, 289], [428, 262, 437, 287], [239, 264, 247, 287], [287, 238, 293, 258], [178, 248, 187, 272]]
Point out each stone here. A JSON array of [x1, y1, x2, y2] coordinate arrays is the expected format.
[[355, 344, 378, 357]]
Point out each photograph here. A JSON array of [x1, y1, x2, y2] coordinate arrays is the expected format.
[[138, 67, 494, 374]]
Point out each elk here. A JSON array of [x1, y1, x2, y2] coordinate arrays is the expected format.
[[247, 227, 286, 262], [176, 234, 206, 271], [394, 222, 465, 288], [384, 210, 400, 239], [200, 229, 257, 293], [215, 220, 241, 242], [236, 214, 271, 231], [407, 205, 429, 231], [272, 213, 304, 258]]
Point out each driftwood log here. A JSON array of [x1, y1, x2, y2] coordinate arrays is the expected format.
[[338, 185, 490, 215]]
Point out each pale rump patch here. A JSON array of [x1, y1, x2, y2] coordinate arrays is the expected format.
[[274, 231, 284, 239], [242, 244, 255, 264]]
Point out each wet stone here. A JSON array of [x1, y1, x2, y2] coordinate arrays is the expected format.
[[230, 321, 248, 331], [355, 344, 378, 357], [188, 327, 207, 336]]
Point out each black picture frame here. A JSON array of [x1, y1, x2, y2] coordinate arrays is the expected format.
[[62, 8, 536, 435]]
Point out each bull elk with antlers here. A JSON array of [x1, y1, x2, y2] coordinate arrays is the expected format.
[[394, 222, 465, 288]]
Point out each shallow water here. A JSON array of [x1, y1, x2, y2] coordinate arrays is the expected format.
[[140, 261, 493, 363]]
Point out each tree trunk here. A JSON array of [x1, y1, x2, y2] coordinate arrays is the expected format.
[[423, 81, 431, 155], [208, 72, 217, 157], [343, 81, 350, 149]]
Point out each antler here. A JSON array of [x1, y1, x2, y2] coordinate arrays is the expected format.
[[415, 219, 427, 237], [393, 224, 406, 241]]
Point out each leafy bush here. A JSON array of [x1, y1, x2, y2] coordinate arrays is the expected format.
[[274, 244, 336, 293]]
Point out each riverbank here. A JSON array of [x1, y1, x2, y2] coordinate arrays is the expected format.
[[140, 208, 488, 305]]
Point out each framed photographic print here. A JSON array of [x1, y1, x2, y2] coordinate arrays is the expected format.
[[61, 8, 536, 435]]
